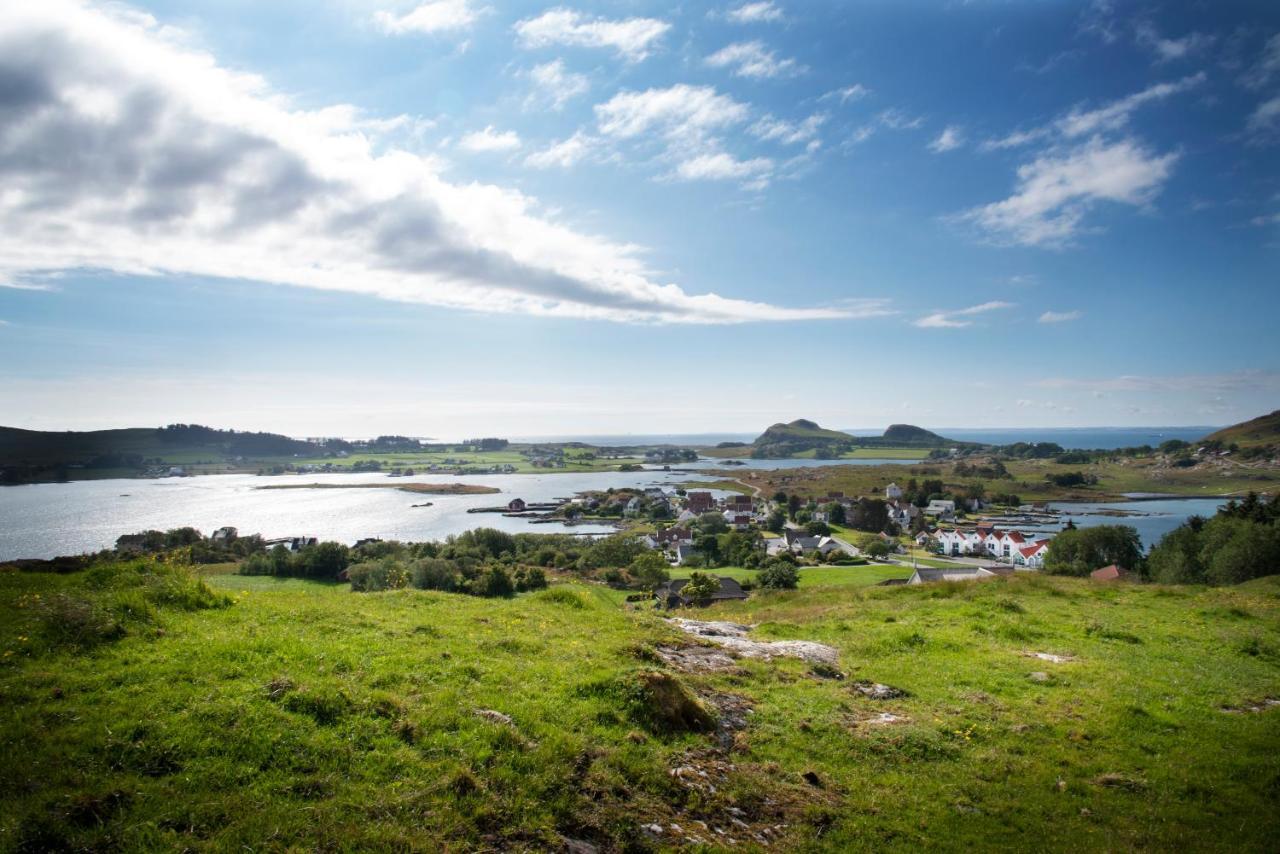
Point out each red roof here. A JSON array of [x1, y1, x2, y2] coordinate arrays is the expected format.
[[1091, 564, 1130, 581], [1005, 532, 1026, 544], [1019, 543, 1044, 558]]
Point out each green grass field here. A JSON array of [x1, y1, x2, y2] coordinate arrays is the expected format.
[[2, 561, 1278, 851], [669, 565, 910, 589]]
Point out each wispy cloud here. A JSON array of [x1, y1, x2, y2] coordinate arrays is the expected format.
[[749, 113, 827, 145], [820, 84, 870, 105], [705, 40, 801, 79], [1134, 21, 1213, 63], [982, 73, 1205, 151], [375, 0, 483, 35], [458, 125, 521, 152], [913, 301, 1013, 328], [0, 3, 846, 325], [928, 125, 963, 153], [674, 153, 773, 190], [1240, 32, 1280, 90], [1038, 309, 1082, 323], [524, 59, 589, 111], [514, 9, 670, 62], [1035, 370, 1280, 394], [959, 137, 1178, 247], [524, 131, 594, 169], [726, 2, 783, 24], [1246, 94, 1280, 144], [877, 108, 924, 130]]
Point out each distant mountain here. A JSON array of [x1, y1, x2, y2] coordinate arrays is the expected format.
[[753, 419, 854, 445], [749, 419, 967, 457], [882, 424, 945, 444], [0, 424, 321, 482], [1202, 410, 1280, 448]]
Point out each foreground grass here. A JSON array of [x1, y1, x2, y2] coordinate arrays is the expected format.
[[1, 563, 1278, 851]]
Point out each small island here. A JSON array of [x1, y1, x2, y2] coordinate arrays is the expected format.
[[253, 482, 500, 495]]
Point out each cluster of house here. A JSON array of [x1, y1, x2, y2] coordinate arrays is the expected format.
[[925, 526, 1051, 567]]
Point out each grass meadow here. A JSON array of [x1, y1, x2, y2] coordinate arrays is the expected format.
[[1, 559, 1278, 851]]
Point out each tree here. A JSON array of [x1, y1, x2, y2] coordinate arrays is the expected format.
[[694, 534, 721, 565], [474, 566, 515, 598], [787, 494, 802, 520], [698, 513, 729, 535], [629, 551, 671, 590], [805, 520, 831, 537], [682, 571, 721, 602], [1043, 525, 1143, 577], [825, 502, 846, 526], [772, 491, 788, 505], [766, 509, 787, 534], [759, 562, 798, 589], [864, 539, 890, 559]]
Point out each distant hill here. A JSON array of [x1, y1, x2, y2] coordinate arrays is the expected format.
[[0, 424, 321, 482], [1202, 410, 1280, 448], [749, 419, 969, 458], [753, 419, 853, 445], [882, 424, 945, 444]]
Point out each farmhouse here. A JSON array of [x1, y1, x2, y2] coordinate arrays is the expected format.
[[1091, 564, 1133, 581], [1016, 541, 1049, 568], [885, 483, 903, 500], [653, 576, 749, 609], [925, 499, 956, 520], [908, 566, 999, 585], [686, 491, 716, 514]]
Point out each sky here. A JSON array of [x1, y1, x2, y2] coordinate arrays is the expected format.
[[0, 0, 1277, 439]]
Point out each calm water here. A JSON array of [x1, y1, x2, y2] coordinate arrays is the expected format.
[[0, 469, 711, 560], [1042, 498, 1225, 551]]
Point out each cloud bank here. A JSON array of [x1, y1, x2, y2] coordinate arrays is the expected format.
[[0, 2, 855, 325]]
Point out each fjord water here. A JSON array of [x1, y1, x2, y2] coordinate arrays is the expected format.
[[0, 469, 705, 560]]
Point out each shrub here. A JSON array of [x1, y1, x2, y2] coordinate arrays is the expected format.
[[410, 558, 458, 592], [347, 559, 410, 592], [534, 587, 586, 608], [759, 563, 799, 590], [473, 566, 515, 598], [514, 567, 548, 592]]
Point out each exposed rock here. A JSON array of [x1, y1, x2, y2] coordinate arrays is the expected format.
[[1221, 697, 1280, 714], [1023, 651, 1078, 664], [473, 709, 514, 726], [852, 681, 907, 700], [630, 671, 717, 734], [668, 618, 840, 666], [859, 712, 907, 726], [655, 644, 739, 672], [559, 837, 598, 854]]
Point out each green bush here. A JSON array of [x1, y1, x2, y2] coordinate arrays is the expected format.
[[759, 563, 799, 590], [347, 559, 410, 592]]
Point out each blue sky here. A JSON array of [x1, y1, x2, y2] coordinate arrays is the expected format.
[[0, 0, 1277, 437]]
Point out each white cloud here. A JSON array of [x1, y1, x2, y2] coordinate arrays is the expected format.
[[674, 153, 773, 187], [525, 59, 588, 111], [1058, 73, 1205, 137], [1240, 32, 1280, 90], [595, 84, 749, 145], [749, 113, 826, 145], [928, 125, 963, 153], [726, 2, 783, 24], [877, 109, 924, 130], [514, 8, 670, 62], [458, 125, 521, 152], [0, 2, 848, 325], [1038, 309, 1082, 323], [1134, 22, 1213, 63], [959, 137, 1178, 247], [375, 0, 481, 35], [524, 131, 593, 169], [913, 301, 1013, 329], [983, 73, 1204, 150], [1246, 94, 1280, 142], [705, 40, 800, 79], [820, 84, 870, 105]]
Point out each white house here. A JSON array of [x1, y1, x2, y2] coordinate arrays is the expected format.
[[887, 500, 920, 528], [1016, 541, 1049, 568], [885, 482, 903, 500], [924, 499, 956, 521]]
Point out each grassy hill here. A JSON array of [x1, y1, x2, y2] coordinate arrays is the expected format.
[[1203, 409, 1280, 448], [0, 424, 318, 477], [1, 559, 1277, 850], [753, 419, 854, 445]]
